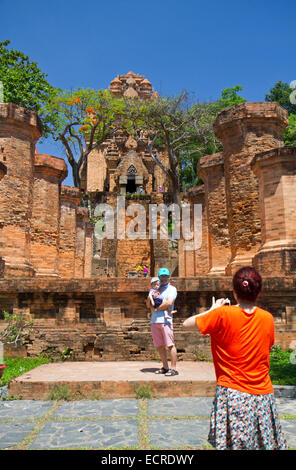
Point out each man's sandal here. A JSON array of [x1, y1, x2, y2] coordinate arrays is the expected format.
[[164, 369, 179, 376], [155, 367, 169, 374]]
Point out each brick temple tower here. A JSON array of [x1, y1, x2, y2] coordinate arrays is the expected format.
[[84, 72, 178, 278]]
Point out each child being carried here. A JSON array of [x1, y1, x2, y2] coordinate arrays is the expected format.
[[149, 277, 176, 319]]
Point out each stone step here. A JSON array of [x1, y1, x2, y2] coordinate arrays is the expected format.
[[8, 361, 217, 400]]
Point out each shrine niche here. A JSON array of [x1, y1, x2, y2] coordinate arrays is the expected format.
[[113, 151, 150, 195]]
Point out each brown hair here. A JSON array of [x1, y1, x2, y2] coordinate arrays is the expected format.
[[232, 266, 262, 302]]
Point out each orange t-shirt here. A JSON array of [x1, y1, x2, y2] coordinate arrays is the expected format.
[[195, 305, 275, 395]]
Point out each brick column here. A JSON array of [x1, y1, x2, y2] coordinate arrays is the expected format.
[[0, 103, 42, 277], [179, 185, 209, 276], [213, 102, 288, 274], [251, 147, 296, 275], [198, 153, 231, 275], [84, 222, 94, 278], [0, 161, 7, 277], [31, 154, 67, 276], [59, 186, 81, 278], [74, 207, 89, 278]]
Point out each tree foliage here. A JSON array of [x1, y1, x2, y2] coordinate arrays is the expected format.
[[44, 88, 127, 187], [43, 83, 247, 195], [0, 311, 34, 346], [179, 85, 246, 191], [0, 40, 57, 137], [265, 80, 296, 115], [123, 91, 220, 202], [265, 80, 296, 147]]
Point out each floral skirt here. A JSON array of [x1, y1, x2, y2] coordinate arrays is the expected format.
[[208, 385, 288, 450]]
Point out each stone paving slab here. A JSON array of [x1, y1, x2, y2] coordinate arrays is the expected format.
[[280, 420, 296, 448], [148, 397, 214, 416], [0, 422, 36, 448], [0, 397, 294, 450], [275, 398, 296, 416], [29, 420, 139, 450], [53, 399, 139, 418], [149, 419, 210, 448], [0, 400, 53, 420]]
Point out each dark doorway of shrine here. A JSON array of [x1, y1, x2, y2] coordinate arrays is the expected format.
[[126, 175, 137, 193]]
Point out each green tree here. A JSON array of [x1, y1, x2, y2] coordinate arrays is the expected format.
[[216, 85, 247, 110], [124, 91, 217, 203], [0, 40, 57, 136], [265, 80, 296, 147], [284, 113, 296, 147], [124, 86, 247, 196], [44, 88, 126, 187], [180, 86, 246, 191], [265, 80, 296, 115]]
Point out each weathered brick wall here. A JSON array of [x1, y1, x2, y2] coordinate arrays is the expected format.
[[74, 207, 89, 278], [0, 277, 295, 359], [0, 160, 7, 276], [31, 154, 67, 276], [251, 147, 296, 275], [179, 186, 209, 277], [198, 153, 231, 275], [18, 321, 212, 362], [116, 198, 151, 276], [0, 103, 42, 277], [0, 104, 94, 281], [213, 102, 289, 274], [86, 147, 107, 192], [59, 186, 82, 278]]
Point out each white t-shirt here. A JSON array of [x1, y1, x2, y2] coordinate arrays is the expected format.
[[150, 283, 177, 325]]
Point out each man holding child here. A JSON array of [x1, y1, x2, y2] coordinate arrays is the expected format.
[[146, 268, 178, 376]]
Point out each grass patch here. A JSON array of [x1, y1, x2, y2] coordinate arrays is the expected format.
[[135, 384, 152, 399], [195, 348, 211, 362], [46, 385, 102, 401], [0, 356, 51, 386], [47, 385, 73, 401], [269, 345, 296, 386]]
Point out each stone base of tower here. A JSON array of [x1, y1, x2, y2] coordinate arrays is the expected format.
[[225, 252, 258, 276], [253, 245, 296, 276]]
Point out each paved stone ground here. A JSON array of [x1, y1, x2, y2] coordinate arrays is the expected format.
[[0, 397, 294, 450]]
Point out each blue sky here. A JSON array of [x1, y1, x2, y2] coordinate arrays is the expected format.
[[1, 0, 295, 186]]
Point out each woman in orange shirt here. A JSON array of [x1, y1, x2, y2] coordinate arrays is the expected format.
[[183, 266, 287, 450]]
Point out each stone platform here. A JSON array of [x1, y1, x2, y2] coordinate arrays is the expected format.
[[8, 361, 217, 400]]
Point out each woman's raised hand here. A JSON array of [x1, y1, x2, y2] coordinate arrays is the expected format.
[[211, 297, 230, 309]]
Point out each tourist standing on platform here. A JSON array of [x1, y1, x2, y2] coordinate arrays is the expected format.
[[183, 266, 288, 450], [146, 268, 178, 376]]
